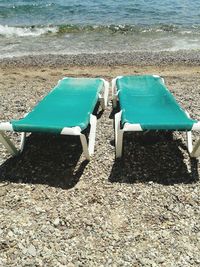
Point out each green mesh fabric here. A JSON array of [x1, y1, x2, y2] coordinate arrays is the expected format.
[[116, 75, 196, 131], [12, 78, 103, 133]]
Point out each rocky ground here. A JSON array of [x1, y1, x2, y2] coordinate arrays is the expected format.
[[0, 57, 200, 266], [1, 51, 200, 68]]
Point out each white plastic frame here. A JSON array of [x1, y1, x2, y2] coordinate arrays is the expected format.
[[112, 75, 200, 159], [61, 114, 97, 161]]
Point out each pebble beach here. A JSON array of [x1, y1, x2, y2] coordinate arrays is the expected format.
[[0, 52, 200, 266]]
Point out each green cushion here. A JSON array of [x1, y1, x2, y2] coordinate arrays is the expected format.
[[12, 78, 104, 134], [116, 75, 197, 131]]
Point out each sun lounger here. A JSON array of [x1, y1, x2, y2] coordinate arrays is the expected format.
[[112, 75, 200, 158], [0, 77, 109, 160]]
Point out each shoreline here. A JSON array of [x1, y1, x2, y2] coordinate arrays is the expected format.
[[0, 50, 200, 68]]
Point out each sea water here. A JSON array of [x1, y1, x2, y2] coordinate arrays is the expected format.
[[0, 0, 200, 58]]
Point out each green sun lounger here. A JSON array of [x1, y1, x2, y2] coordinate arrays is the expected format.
[[0, 77, 109, 160], [112, 75, 200, 158]]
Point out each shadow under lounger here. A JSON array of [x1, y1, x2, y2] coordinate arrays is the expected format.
[[0, 77, 109, 160]]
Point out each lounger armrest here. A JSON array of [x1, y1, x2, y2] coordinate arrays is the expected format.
[[192, 122, 200, 131], [185, 111, 200, 130], [61, 126, 82, 136], [123, 123, 143, 132], [0, 122, 13, 131]]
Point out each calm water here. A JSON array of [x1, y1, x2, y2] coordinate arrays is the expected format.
[[0, 0, 200, 57]]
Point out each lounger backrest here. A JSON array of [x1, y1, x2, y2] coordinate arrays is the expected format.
[[116, 75, 197, 130], [117, 75, 178, 107]]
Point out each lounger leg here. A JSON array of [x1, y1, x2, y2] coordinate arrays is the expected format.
[[99, 80, 109, 110], [191, 139, 200, 158], [20, 132, 26, 152], [88, 114, 97, 155], [186, 130, 200, 158], [186, 131, 193, 154], [112, 78, 118, 108], [116, 130, 124, 158], [79, 114, 97, 161], [112, 96, 118, 109], [80, 134, 90, 161], [0, 131, 18, 156], [115, 111, 124, 158]]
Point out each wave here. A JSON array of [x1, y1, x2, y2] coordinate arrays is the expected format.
[[0, 25, 58, 37], [57, 24, 183, 34], [1, 24, 200, 38]]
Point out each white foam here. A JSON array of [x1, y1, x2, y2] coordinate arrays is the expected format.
[[0, 25, 58, 37], [169, 38, 200, 51]]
